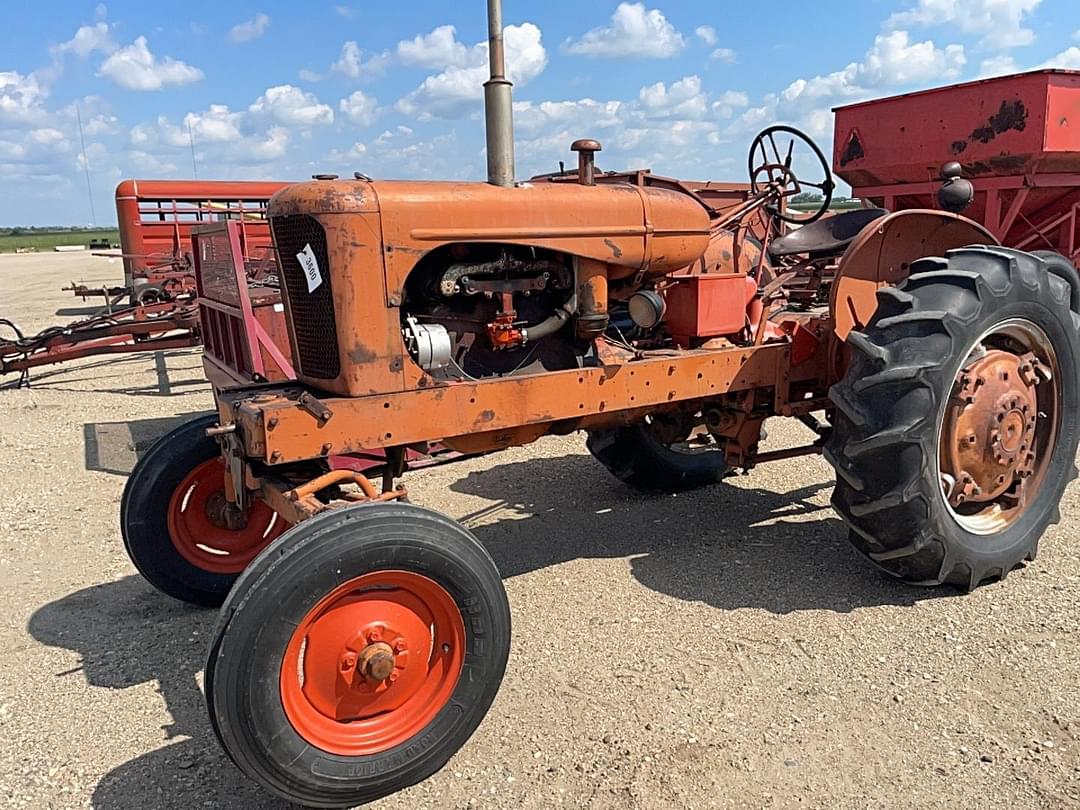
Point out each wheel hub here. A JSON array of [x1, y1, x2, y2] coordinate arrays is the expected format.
[[166, 458, 288, 574], [280, 570, 465, 756], [355, 642, 397, 684], [941, 350, 1040, 507]]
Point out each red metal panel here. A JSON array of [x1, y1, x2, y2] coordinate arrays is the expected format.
[[833, 71, 1080, 266], [1045, 73, 1080, 154], [833, 70, 1080, 188]]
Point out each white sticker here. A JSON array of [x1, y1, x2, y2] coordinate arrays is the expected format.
[[296, 243, 323, 292], [273, 303, 284, 312]]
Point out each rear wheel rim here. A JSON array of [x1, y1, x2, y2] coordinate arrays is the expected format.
[[938, 318, 1060, 535], [280, 570, 466, 756], [166, 458, 287, 574]]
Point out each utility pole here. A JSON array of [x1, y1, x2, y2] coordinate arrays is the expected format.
[[75, 105, 97, 226], [187, 119, 199, 179]]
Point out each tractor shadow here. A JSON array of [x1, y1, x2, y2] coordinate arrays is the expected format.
[[26, 447, 953, 808], [27, 577, 289, 810], [83, 411, 213, 476], [449, 453, 945, 615]]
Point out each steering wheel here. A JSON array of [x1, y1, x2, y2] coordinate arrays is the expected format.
[[748, 125, 834, 224]]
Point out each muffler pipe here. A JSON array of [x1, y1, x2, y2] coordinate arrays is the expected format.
[[484, 0, 515, 187]]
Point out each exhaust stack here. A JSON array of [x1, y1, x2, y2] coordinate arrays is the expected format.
[[484, 0, 515, 187]]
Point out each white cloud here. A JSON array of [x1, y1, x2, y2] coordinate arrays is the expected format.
[[247, 127, 289, 161], [887, 0, 1042, 49], [339, 90, 379, 126], [59, 95, 119, 135], [55, 22, 116, 57], [1040, 46, 1080, 70], [0, 71, 48, 124], [335, 5, 355, 17], [564, 3, 685, 59], [712, 90, 749, 118], [710, 47, 736, 63], [695, 25, 717, 46], [396, 23, 547, 120], [327, 141, 368, 163], [229, 13, 270, 44], [98, 37, 203, 90], [28, 128, 66, 147], [0, 140, 27, 161], [331, 41, 391, 80], [128, 149, 178, 175], [131, 103, 290, 167], [860, 30, 965, 85], [397, 25, 471, 69], [248, 84, 333, 127], [732, 30, 965, 139], [638, 75, 707, 119], [979, 53, 1018, 77], [514, 98, 627, 136], [511, 76, 755, 180]]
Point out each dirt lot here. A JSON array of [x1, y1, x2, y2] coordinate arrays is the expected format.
[[2, 251, 1080, 809]]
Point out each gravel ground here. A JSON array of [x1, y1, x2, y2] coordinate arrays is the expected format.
[[2, 251, 1080, 809]]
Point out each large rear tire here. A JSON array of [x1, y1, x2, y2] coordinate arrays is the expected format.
[[826, 246, 1080, 589], [121, 414, 289, 607], [205, 502, 510, 808], [586, 420, 729, 493]]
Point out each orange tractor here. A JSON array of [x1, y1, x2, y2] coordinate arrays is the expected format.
[[120, 5, 1080, 806]]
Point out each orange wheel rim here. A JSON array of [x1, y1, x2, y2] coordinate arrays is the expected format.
[[280, 570, 466, 756], [937, 319, 1060, 535], [166, 458, 288, 574]]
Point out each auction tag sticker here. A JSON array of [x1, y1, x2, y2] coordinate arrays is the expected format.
[[296, 243, 323, 292]]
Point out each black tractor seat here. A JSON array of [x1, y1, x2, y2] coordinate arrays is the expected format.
[[767, 207, 888, 259]]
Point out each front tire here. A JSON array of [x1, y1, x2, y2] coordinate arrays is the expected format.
[[826, 246, 1080, 589], [121, 414, 289, 607], [205, 502, 511, 808]]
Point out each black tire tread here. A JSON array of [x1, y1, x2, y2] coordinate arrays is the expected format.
[[205, 502, 511, 808], [120, 413, 231, 607], [826, 246, 1080, 590], [586, 424, 729, 492]]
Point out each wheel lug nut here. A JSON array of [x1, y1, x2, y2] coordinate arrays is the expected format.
[[393, 639, 407, 653]]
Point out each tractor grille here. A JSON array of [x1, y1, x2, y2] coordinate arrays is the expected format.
[[271, 214, 340, 380]]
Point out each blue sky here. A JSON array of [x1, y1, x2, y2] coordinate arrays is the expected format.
[[2, 0, 1079, 225]]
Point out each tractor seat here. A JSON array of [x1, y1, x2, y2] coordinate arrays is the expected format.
[[767, 208, 888, 259]]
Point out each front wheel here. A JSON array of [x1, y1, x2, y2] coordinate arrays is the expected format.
[[826, 246, 1080, 589], [205, 502, 511, 808], [121, 414, 290, 606]]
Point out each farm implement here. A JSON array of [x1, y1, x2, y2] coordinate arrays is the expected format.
[[0, 181, 286, 385], [113, 8, 1080, 806]]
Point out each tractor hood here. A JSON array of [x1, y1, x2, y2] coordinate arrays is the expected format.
[[268, 177, 712, 279]]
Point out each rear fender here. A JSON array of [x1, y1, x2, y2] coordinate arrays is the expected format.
[[830, 209, 997, 340]]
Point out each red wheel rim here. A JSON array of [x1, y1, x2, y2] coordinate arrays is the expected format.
[[280, 570, 466, 756], [166, 458, 288, 574]]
